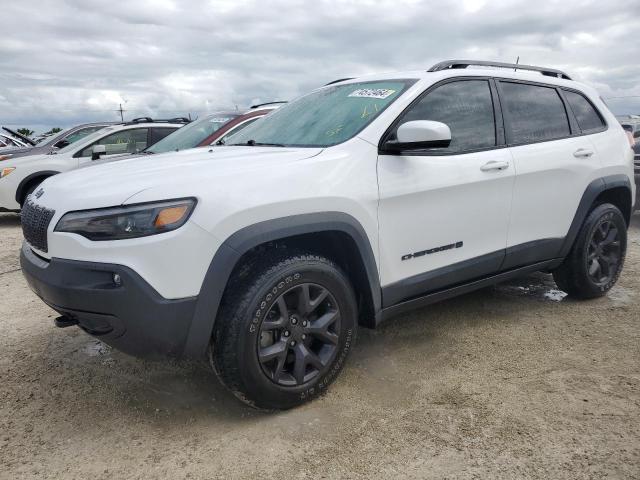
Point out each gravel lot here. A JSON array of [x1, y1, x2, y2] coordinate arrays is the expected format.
[[0, 212, 639, 479]]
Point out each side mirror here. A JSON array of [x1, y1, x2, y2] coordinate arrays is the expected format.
[[91, 144, 107, 160], [54, 139, 69, 149], [384, 120, 451, 152]]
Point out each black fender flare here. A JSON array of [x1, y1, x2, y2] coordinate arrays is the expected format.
[[559, 174, 632, 258], [183, 212, 381, 357], [15, 171, 60, 204]]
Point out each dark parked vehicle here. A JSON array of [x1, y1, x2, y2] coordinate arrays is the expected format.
[[0, 123, 116, 160], [621, 122, 640, 210]]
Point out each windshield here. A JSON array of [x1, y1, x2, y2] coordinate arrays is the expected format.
[[41, 128, 71, 145], [56, 126, 116, 155], [62, 126, 110, 145], [228, 80, 415, 147], [146, 113, 238, 153]]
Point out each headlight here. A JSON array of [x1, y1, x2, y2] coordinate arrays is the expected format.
[[54, 198, 197, 241], [1, 167, 15, 178]]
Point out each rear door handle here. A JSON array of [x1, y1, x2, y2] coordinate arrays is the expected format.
[[480, 160, 510, 172], [573, 148, 594, 158]]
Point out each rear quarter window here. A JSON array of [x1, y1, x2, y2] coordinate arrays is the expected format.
[[563, 90, 606, 133]]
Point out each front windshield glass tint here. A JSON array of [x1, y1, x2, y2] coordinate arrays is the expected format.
[[229, 80, 415, 147], [57, 127, 116, 155], [146, 114, 238, 153]]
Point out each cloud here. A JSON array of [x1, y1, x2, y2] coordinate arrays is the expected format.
[[1, 0, 639, 130]]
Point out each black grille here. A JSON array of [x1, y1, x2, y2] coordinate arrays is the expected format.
[[21, 199, 55, 253]]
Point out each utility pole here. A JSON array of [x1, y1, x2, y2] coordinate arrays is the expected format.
[[116, 103, 126, 122]]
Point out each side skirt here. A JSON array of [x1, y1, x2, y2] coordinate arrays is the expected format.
[[378, 258, 563, 323]]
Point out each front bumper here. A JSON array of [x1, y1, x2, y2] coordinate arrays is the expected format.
[[20, 243, 198, 357]]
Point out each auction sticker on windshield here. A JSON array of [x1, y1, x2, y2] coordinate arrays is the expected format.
[[348, 89, 396, 99]]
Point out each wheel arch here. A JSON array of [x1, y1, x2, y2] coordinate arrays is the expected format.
[[15, 171, 59, 205], [183, 212, 381, 357], [560, 174, 633, 258]]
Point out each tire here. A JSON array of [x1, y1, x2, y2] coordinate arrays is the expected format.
[[553, 203, 627, 299], [211, 251, 358, 410]]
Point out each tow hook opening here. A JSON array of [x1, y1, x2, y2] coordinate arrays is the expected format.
[[54, 315, 79, 328]]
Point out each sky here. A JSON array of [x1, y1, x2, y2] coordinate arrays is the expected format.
[[1, 0, 639, 133]]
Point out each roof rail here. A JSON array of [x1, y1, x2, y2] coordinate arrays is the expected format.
[[428, 60, 572, 80], [124, 117, 191, 125], [324, 77, 354, 86], [249, 101, 288, 109], [128, 117, 153, 123]]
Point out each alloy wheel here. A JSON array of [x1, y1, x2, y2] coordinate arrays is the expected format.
[[586, 218, 621, 286], [257, 283, 340, 387]]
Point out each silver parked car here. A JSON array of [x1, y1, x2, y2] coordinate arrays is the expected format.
[[0, 123, 116, 160]]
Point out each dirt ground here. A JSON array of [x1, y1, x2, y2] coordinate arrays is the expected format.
[[0, 212, 638, 480]]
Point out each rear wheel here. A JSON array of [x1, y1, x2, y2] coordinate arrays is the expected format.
[[211, 252, 357, 409], [553, 203, 627, 299]]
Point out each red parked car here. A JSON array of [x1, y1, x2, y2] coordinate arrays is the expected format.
[[143, 102, 286, 154]]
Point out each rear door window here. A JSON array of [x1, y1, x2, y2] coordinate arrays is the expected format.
[[500, 82, 570, 144], [563, 90, 606, 133]]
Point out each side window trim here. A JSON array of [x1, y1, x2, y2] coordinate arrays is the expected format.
[[378, 76, 506, 156], [488, 78, 506, 146], [556, 88, 581, 135]]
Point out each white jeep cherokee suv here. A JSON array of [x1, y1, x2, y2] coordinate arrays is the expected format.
[[20, 61, 635, 409], [0, 118, 187, 211]]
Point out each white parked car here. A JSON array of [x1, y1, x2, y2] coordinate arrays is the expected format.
[[0, 118, 187, 211], [20, 60, 635, 409]]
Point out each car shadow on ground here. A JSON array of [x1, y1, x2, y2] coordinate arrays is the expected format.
[[0, 212, 20, 227], [11, 270, 576, 426]]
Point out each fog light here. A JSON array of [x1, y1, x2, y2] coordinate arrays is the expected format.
[[113, 273, 122, 286]]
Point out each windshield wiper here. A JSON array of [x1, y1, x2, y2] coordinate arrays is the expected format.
[[245, 139, 286, 147]]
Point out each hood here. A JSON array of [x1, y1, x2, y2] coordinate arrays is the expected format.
[[35, 146, 323, 212], [4, 152, 51, 166], [78, 151, 145, 169], [0, 146, 34, 157]]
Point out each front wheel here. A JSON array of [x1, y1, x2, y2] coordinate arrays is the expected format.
[[553, 203, 627, 299], [211, 252, 357, 409]]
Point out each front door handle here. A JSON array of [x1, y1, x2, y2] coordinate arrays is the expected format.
[[573, 148, 594, 158], [480, 160, 510, 172]]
